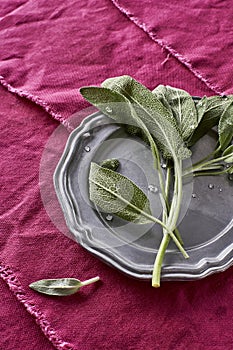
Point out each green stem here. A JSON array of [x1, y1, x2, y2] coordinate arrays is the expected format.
[[91, 179, 187, 257], [168, 158, 183, 231], [140, 213, 187, 258], [152, 234, 170, 287], [183, 146, 231, 176], [196, 153, 231, 168], [81, 276, 100, 286], [129, 106, 188, 287], [190, 145, 221, 168], [151, 159, 187, 288], [164, 166, 183, 245], [165, 166, 171, 196], [130, 106, 168, 213], [192, 167, 230, 177]]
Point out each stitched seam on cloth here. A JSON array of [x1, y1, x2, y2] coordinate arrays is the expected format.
[[110, 0, 224, 96], [0, 75, 74, 131], [0, 262, 75, 350]]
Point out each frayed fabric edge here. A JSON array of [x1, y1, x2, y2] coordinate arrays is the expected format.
[[110, 0, 224, 96], [0, 262, 75, 350], [0, 75, 74, 132]]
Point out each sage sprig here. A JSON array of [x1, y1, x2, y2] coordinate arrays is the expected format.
[[29, 276, 100, 296], [80, 76, 233, 288], [90, 162, 188, 258]]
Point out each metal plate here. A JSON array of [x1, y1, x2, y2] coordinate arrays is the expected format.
[[54, 112, 233, 281]]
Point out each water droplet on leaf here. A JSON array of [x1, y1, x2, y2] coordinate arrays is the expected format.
[[228, 174, 233, 181], [148, 185, 158, 193], [161, 163, 167, 169], [105, 106, 113, 113]]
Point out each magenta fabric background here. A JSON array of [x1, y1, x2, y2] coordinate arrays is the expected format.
[[0, 1, 232, 349]]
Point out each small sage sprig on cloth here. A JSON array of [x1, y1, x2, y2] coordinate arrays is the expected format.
[[29, 276, 100, 296]]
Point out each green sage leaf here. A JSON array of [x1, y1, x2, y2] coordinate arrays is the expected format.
[[100, 158, 120, 171], [218, 103, 233, 150], [188, 96, 232, 146], [124, 125, 150, 145], [29, 277, 100, 296], [29, 278, 83, 296], [153, 85, 198, 140], [101, 76, 190, 159], [222, 145, 233, 163], [80, 86, 129, 123], [89, 162, 152, 224], [195, 96, 208, 124]]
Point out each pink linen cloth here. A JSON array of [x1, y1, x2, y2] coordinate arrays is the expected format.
[[0, 1, 233, 349]]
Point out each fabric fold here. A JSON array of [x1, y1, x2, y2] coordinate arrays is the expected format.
[[110, 0, 233, 95]]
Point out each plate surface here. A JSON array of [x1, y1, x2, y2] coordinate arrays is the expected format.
[[54, 112, 233, 281]]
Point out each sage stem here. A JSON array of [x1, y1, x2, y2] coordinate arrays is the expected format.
[[81, 276, 100, 286], [152, 234, 170, 288]]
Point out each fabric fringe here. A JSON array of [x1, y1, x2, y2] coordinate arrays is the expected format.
[[0, 262, 75, 350], [0, 75, 74, 131], [110, 0, 224, 96]]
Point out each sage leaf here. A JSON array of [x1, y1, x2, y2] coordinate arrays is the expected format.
[[222, 145, 233, 163], [101, 76, 190, 159], [89, 162, 152, 224], [195, 96, 208, 124], [29, 276, 100, 296], [188, 96, 233, 146], [80, 86, 131, 123], [152, 85, 173, 115], [80, 86, 160, 167], [218, 103, 233, 150], [124, 125, 150, 145], [227, 165, 233, 174], [100, 158, 120, 171], [153, 85, 198, 140]]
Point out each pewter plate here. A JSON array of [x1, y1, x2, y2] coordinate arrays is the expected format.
[[54, 112, 233, 281]]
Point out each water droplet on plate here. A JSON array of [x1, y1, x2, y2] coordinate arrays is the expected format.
[[84, 146, 91, 152], [192, 193, 197, 198], [219, 188, 223, 192], [228, 174, 233, 181], [148, 185, 158, 193], [83, 132, 91, 138], [96, 120, 103, 126], [106, 214, 113, 221], [105, 106, 113, 113], [208, 183, 214, 189], [161, 163, 167, 169]]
